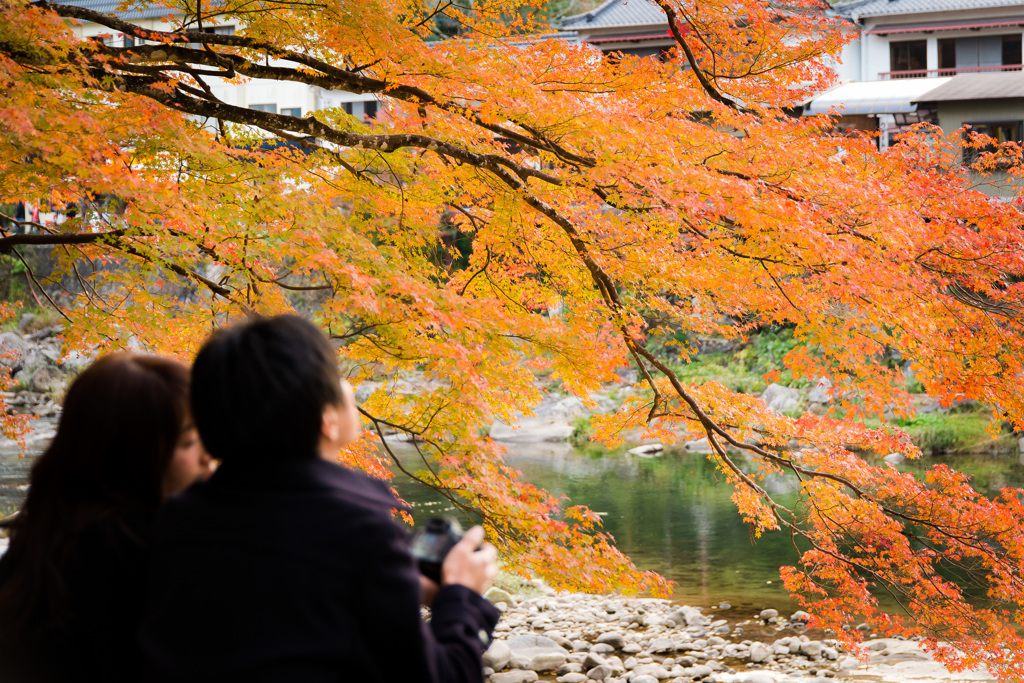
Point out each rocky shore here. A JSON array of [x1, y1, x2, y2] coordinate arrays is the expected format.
[[1, 324, 89, 419], [478, 589, 995, 683]]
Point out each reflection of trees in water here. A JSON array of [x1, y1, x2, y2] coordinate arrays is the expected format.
[[690, 504, 711, 600], [388, 443, 1024, 606]]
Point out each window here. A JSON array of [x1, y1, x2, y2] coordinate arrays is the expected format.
[[280, 107, 302, 117], [249, 104, 277, 114], [938, 35, 1021, 74], [343, 102, 353, 115], [939, 38, 956, 72], [602, 46, 677, 67], [363, 101, 378, 120], [188, 25, 234, 48], [123, 35, 135, 48], [1004, 35, 1022, 66], [963, 120, 1023, 166], [890, 40, 927, 74]]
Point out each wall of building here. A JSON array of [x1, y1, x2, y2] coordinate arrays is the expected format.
[[71, 17, 375, 122], [932, 98, 1024, 198], [829, 31, 863, 83], [935, 97, 1024, 134], [859, 7, 1024, 81]]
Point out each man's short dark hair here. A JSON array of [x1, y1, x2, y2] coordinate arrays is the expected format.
[[191, 315, 344, 462]]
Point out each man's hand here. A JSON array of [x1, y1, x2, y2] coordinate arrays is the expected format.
[[441, 526, 498, 595]]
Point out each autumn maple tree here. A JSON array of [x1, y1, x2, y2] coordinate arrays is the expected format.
[[4, 0, 1024, 675]]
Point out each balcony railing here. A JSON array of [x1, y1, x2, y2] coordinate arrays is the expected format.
[[879, 64, 1024, 79]]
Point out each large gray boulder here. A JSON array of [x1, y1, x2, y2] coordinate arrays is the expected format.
[[0, 332, 28, 369], [483, 640, 512, 671], [507, 634, 569, 672], [490, 417, 574, 443], [549, 396, 589, 420], [807, 377, 833, 404], [29, 366, 66, 395], [761, 383, 801, 414], [484, 587, 516, 608]]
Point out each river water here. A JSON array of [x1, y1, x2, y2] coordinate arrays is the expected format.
[[3, 422, 1022, 616], [385, 439, 1024, 614]]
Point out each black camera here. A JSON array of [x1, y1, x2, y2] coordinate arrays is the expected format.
[[409, 517, 463, 584]]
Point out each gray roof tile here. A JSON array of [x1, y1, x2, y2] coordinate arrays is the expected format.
[[560, 0, 667, 29], [834, 0, 1024, 18], [913, 71, 1024, 100], [61, 0, 179, 20]]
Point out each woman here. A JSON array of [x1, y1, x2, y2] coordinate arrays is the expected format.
[[0, 353, 215, 683]]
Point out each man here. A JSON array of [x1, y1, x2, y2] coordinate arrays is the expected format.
[[140, 315, 499, 682]]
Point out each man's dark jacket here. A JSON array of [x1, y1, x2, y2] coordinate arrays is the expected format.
[[139, 456, 499, 683]]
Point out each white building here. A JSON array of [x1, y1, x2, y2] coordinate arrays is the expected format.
[[837, 0, 1024, 81], [65, 0, 381, 123], [808, 0, 1024, 151]]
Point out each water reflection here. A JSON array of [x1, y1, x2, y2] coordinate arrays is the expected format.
[[388, 443, 1024, 613], [0, 419, 57, 516], [388, 442, 803, 612]]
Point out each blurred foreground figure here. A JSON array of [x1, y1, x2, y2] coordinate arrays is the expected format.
[[140, 315, 499, 683], [0, 353, 214, 683]]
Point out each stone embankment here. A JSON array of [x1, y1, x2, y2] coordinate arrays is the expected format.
[[0, 325, 90, 420], [478, 590, 995, 683]]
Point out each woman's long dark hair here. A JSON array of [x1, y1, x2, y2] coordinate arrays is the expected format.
[[0, 352, 189, 637]]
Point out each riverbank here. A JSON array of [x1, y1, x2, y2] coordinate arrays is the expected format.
[[480, 588, 995, 683]]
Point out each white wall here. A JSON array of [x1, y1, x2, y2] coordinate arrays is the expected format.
[[71, 16, 376, 120], [858, 6, 1024, 81]]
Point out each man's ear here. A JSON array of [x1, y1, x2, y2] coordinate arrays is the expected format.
[[321, 404, 342, 444]]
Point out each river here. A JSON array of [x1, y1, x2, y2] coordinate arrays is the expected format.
[[382, 439, 1024, 614], [3, 423, 1022, 616]]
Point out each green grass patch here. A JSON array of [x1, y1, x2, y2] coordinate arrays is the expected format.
[[892, 411, 1013, 454], [671, 355, 767, 394]]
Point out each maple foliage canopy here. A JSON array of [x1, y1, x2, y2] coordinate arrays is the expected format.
[[4, 0, 1024, 675]]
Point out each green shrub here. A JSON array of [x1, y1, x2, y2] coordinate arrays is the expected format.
[[570, 415, 592, 447]]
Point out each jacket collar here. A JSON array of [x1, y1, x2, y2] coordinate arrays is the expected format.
[[207, 455, 409, 514]]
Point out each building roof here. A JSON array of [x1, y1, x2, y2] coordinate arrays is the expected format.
[[560, 0, 667, 30], [914, 71, 1024, 101], [834, 0, 1024, 19], [61, 0, 177, 20], [863, 16, 1024, 33], [804, 76, 952, 114]]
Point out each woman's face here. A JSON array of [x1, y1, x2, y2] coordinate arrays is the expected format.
[[163, 421, 216, 497]]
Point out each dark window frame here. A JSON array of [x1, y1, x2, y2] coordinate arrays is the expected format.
[[890, 39, 928, 73], [962, 119, 1024, 166]]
